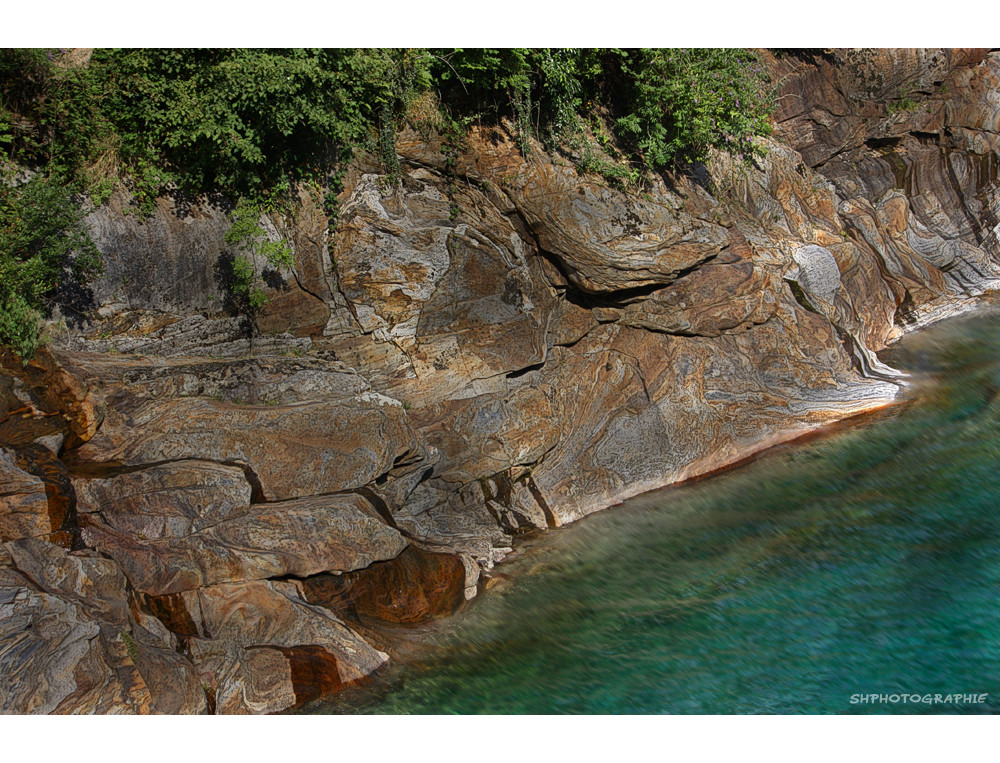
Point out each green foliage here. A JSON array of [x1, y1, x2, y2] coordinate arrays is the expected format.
[[0, 173, 102, 359], [1, 49, 118, 195], [430, 48, 583, 154], [222, 198, 294, 320], [439, 112, 473, 223], [888, 89, 920, 113], [0, 48, 55, 164], [576, 146, 641, 190], [429, 48, 773, 178], [887, 80, 932, 114], [607, 48, 773, 168], [88, 48, 435, 210], [6, 47, 774, 208], [119, 630, 140, 663]]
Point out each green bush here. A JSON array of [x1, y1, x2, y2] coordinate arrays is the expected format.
[[430, 48, 586, 152], [0, 173, 102, 359], [222, 198, 294, 320], [605, 48, 773, 168], [429, 48, 773, 176], [0, 48, 54, 164], [6, 47, 775, 208], [89, 48, 434, 210], [0, 49, 117, 194]]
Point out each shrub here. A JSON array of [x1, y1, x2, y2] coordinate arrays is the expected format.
[[0, 173, 102, 359], [430, 48, 586, 153], [599, 48, 773, 168], [222, 198, 294, 321], [7, 47, 775, 208], [0, 49, 117, 195], [89, 48, 434, 210], [429, 48, 773, 176]]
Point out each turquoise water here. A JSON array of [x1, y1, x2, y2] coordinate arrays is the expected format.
[[307, 308, 1000, 714]]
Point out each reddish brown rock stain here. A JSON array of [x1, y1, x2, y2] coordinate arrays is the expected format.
[[145, 592, 201, 637], [11, 444, 80, 549], [303, 546, 467, 624], [269, 645, 345, 707]]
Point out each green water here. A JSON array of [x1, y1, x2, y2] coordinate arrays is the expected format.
[[308, 308, 1000, 714]]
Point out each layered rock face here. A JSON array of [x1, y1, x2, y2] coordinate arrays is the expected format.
[[3, 48, 1000, 714]]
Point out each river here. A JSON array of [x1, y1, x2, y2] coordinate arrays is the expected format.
[[305, 306, 1000, 714]]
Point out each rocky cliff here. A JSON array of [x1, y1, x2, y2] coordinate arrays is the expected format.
[[3, 48, 1000, 714]]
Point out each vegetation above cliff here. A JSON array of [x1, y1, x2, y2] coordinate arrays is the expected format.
[[3, 48, 774, 205], [0, 174, 101, 359], [433, 48, 773, 178], [0, 47, 774, 357]]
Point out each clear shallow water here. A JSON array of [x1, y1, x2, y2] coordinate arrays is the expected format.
[[307, 308, 1000, 714]]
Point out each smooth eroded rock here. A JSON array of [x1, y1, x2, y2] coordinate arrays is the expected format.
[[72, 460, 253, 539], [163, 579, 388, 713], [81, 493, 408, 596], [66, 395, 422, 501]]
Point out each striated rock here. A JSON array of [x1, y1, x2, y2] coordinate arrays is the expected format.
[[503, 150, 729, 294], [66, 394, 423, 501], [772, 49, 1000, 267], [767, 49, 990, 168], [333, 172, 454, 342], [1, 538, 206, 714], [185, 639, 296, 715], [327, 167, 557, 406], [81, 493, 408, 596], [411, 384, 561, 485], [159, 580, 388, 714], [72, 460, 253, 539], [0, 584, 150, 714], [0, 447, 51, 542], [527, 302, 901, 525], [125, 606, 209, 715], [0, 443, 79, 548], [66, 313, 313, 359], [0, 348, 102, 449], [621, 243, 779, 337], [53, 351, 371, 406]]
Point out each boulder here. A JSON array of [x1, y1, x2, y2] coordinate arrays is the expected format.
[[73, 460, 253, 540], [1, 538, 206, 714], [161, 579, 388, 714], [81, 493, 408, 596]]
